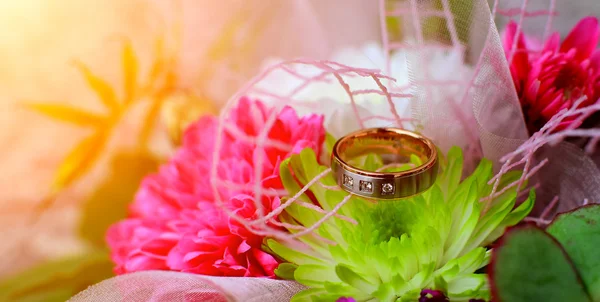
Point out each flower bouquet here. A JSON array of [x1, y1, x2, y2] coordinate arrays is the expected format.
[[2, 0, 600, 302]]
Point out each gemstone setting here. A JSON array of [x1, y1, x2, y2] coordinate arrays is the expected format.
[[343, 175, 354, 188], [381, 182, 395, 195], [359, 180, 373, 193]]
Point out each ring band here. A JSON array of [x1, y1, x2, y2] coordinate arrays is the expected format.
[[331, 128, 438, 199]]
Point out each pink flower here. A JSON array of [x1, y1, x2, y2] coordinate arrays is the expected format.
[[166, 198, 281, 276], [106, 97, 325, 277], [503, 17, 600, 133], [106, 219, 177, 274]]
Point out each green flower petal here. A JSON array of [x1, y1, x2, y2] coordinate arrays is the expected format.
[[267, 239, 328, 266], [324, 133, 337, 156], [372, 281, 397, 302], [438, 146, 464, 198], [290, 288, 329, 302], [448, 274, 486, 295], [295, 264, 340, 287], [275, 262, 298, 280], [444, 180, 482, 262], [484, 190, 535, 244], [268, 146, 533, 301], [335, 264, 378, 293]]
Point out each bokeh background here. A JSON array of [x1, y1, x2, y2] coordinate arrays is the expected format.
[[0, 0, 379, 282], [1, 0, 599, 300]]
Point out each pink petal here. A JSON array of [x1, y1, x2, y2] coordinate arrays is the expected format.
[[543, 32, 560, 53], [525, 80, 541, 103], [502, 21, 518, 53], [565, 48, 578, 60], [183, 251, 216, 263], [221, 247, 241, 266], [291, 139, 316, 154], [541, 93, 566, 120], [125, 253, 168, 272], [237, 240, 252, 254], [139, 237, 177, 257], [558, 119, 582, 131], [534, 86, 557, 112], [560, 17, 600, 61], [590, 49, 600, 75], [166, 248, 185, 269], [105, 97, 327, 278], [538, 79, 555, 99], [509, 66, 521, 92], [502, 22, 530, 82], [252, 249, 279, 276]]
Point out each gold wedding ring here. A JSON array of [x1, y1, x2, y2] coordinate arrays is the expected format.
[[331, 128, 438, 199]]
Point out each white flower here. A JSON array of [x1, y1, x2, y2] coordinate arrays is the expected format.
[[254, 42, 473, 143]]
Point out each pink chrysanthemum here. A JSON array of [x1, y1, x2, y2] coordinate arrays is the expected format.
[[503, 17, 600, 133], [106, 97, 325, 277]]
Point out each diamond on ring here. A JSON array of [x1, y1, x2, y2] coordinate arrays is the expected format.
[[381, 183, 394, 195], [359, 180, 373, 193], [343, 175, 354, 188]]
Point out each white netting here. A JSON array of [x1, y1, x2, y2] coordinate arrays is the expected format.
[[210, 59, 415, 242]]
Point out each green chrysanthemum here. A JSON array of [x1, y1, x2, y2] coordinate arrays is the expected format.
[[266, 147, 535, 302]]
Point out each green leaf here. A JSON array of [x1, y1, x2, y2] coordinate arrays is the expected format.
[[274, 263, 298, 280], [0, 251, 113, 302], [547, 205, 600, 300], [79, 151, 159, 247], [490, 225, 591, 302]]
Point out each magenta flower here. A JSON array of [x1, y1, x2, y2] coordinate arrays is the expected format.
[[106, 97, 325, 277], [419, 289, 449, 302], [503, 17, 600, 132]]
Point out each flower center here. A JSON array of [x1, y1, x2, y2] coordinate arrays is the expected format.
[[553, 61, 587, 100], [419, 289, 449, 302], [367, 201, 416, 243]]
